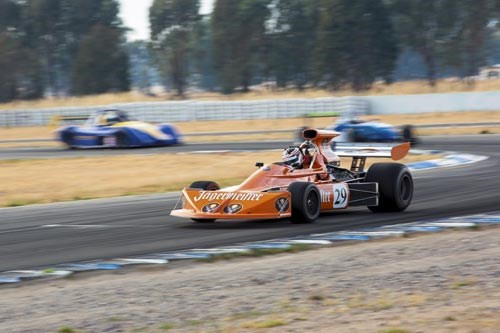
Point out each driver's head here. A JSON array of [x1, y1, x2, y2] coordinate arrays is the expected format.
[[105, 113, 120, 125], [282, 146, 303, 169]]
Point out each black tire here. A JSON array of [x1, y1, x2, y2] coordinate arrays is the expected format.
[[365, 163, 413, 212], [115, 131, 129, 148], [401, 125, 417, 145], [296, 126, 308, 143], [60, 132, 75, 149], [345, 128, 359, 142], [189, 181, 220, 223], [189, 181, 220, 191], [288, 182, 321, 224]]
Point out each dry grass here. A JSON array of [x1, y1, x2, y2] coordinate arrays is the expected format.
[[0, 91, 164, 111], [1, 111, 499, 145], [2, 79, 500, 110], [0, 152, 434, 207]]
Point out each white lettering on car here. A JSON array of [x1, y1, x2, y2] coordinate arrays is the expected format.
[[320, 190, 331, 203], [193, 191, 264, 202]]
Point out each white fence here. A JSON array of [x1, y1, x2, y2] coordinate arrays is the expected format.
[[0, 97, 368, 127], [0, 91, 499, 127], [365, 91, 500, 114]]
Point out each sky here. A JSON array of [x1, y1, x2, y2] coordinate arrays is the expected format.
[[118, 0, 215, 41]]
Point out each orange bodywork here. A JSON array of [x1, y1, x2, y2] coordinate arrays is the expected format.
[[170, 129, 410, 221]]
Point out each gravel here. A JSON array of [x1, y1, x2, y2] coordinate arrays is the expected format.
[[1, 227, 499, 333]]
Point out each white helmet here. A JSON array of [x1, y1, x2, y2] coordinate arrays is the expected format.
[[282, 147, 303, 169]]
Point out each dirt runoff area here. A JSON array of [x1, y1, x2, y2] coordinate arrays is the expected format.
[[1, 227, 499, 333]]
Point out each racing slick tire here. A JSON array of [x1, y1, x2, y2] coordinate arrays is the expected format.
[[288, 182, 321, 224], [189, 181, 220, 223], [401, 125, 418, 145], [345, 128, 359, 142], [365, 163, 413, 212], [115, 131, 129, 148], [60, 132, 76, 149]]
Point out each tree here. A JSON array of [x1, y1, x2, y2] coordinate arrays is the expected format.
[[268, 0, 317, 89], [71, 24, 130, 95], [127, 40, 161, 94], [315, 0, 398, 91], [442, 0, 499, 79], [212, 0, 271, 94], [390, 0, 459, 86], [149, 0, 200, 96], [191, 17, 218, 90], [0, 32, 43, 102]]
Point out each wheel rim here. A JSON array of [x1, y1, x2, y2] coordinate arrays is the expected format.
[[306, 190, 319, 216], [400, 175, 412, 202]]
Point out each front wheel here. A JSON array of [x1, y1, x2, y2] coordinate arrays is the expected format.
[[189, 181, 220, 223], [115, 131, 129, 148], [60, 132, 75, 149], [288, 182, 321, 223], [401, 125, 418, 145], [365, 163, 413, 212]]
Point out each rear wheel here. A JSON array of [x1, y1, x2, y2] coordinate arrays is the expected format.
[[288, 182, 321, 224], [115, 131, 129, 148], [345, 128, 358, 142], [189, 181, 220, 223], [61, 132, 77, 149], [402, 125, 417, 145], [365, 163, 413, 212]]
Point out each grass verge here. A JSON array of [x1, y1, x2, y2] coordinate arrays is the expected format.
[[0, 152, 436, 207], [1, 110, 500, 144], [2, 79, 500, 110]]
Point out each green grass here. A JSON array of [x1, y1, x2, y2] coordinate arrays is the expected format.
[[198, 244, 313, 262], [159, 322, 175, 330], [186, 319, 203, 326], [6, 199, 43, 207], [227, 310, 267, 320], [451, 279, 477, 289], [241, 318, 287, 329], [57, 327, 77, 333], [106, 316, 125, 322], [378, 329, 411, 333]]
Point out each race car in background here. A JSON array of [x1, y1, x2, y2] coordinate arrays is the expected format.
[[56, 109, 182, 148], [327, 117, 417, 144], [171, 128, 413, 224]]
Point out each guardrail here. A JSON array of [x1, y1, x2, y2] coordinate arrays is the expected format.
[[1, 122, 499, 145], [0, 97, 369, 127], [2, 91, 499, 127]]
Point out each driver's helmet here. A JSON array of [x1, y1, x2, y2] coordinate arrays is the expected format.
[[282, 146, 303, 169], [105, 112, 121, 125]]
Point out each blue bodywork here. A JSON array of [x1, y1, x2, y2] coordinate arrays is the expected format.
[[56, 109, 182, 148], [329, 119, 403, 142]]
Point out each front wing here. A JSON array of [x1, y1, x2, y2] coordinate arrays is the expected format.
[[170, 189, 292, 220]]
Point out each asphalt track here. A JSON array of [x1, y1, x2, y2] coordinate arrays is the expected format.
[[1, 135, 499, 272], [0, 141, 286, 160]]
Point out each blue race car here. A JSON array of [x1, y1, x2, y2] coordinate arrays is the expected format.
[[327, 118, 417, 144], [57, 109, 182, 149]]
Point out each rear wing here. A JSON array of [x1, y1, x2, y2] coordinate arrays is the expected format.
[[332, 142, 410, 161]]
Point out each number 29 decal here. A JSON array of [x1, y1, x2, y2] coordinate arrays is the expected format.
[[333, 183, 348, 209]]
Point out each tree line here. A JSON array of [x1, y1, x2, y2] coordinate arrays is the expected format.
[[1, 0, 500, 103], [0, 0, 129, 102]]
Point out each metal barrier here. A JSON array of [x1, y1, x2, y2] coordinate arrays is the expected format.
[[1, 91, 499, 127], [0, 97, 369, 127]]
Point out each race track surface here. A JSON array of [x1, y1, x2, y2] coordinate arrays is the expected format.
[[1, 135, 499, 271], [0, 141, 284, 160]]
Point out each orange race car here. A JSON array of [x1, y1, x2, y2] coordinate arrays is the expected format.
[[170, 129, 413, 223]]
